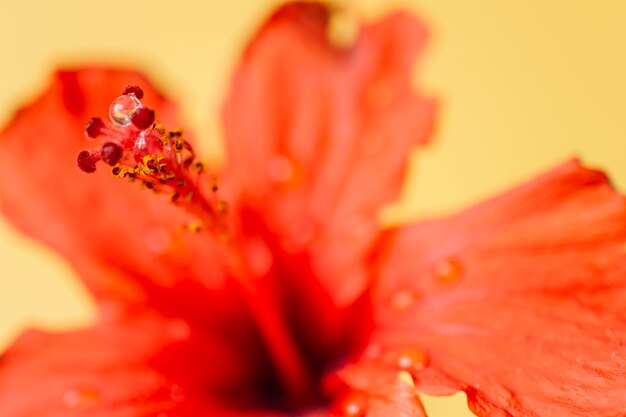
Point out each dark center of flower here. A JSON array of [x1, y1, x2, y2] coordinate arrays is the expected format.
[[77, 87, 372, 414]]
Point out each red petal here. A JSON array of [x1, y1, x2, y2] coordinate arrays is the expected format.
[[0, 314, 276, 417], [368, 160, 626, 416], [0, 68, 249, 331], [333, 361, 427, 417], [223, 3, 436, 306]]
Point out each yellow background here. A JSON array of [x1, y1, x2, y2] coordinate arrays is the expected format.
[[1, 1, 625, 415]]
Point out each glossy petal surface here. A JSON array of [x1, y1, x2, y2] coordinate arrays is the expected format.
[[370, 160, 626, 416]]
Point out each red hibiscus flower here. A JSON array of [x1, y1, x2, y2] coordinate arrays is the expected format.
[[1, 2, 626, 416]]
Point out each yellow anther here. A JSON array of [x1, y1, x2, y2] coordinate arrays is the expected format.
[[160, 172, 175, 182], [187, 221, 204, 233], [111, 165, 124, 177], [192, 161, 205, 174], [154, 123, 166, 135]]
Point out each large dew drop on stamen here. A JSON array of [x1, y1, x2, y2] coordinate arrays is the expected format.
[[109, 94, 142, 127]]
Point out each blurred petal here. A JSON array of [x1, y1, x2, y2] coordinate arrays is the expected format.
[[0, 68, 249, 332], [0, 314, 274, 417], [335, 361, 427, 417], [223, 2, 435, 306], [369, 160, 626, 416]]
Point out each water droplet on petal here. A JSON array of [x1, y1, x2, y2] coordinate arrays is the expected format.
[[390, 289, 419, 311], [267, 155, 294, 183], [363, 343, 383, 359], [167, 319, 191, 341], [434, 258, 462, 283], [246, 238, 274, 276], [144, 227, 171, 255], [395, 349, 428, 373], [346, 214, 376, 240], [109, 94, 142, 126], [134, 130, 148, 155], [340, 393, 367, 417], [170, 384, 185, 402], [63, 389, 98, 407], [287, 217, 315, 249]]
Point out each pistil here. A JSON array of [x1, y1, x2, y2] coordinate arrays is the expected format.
[[76, 86, 319, 407]]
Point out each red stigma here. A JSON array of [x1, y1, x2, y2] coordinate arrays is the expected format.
[[77, 90, 227, 233], [84, 117, 105, 138], [122, 85, 144, 99], [77, 151, 98, 173], [101, 142, 123, 166], [131, 107, 155, 130]]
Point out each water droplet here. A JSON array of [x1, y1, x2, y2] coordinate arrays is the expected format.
[[267, 155, 294, 183], [246, 238, 274, 276], [346, 214, 376, 240], [167, 319, 191, 341], [395, 349, 428, 372], [611, 351, 617, 358], [144, 227, 171, 255], [170, 384, 185, 402], [286, 217, 315, 249], [134, 130, 148, 154], [433, 258, 462, 283], [363, 343, 383, 359], [109, 94, 142, 126], [340, 394, 367, 417], [390, 289, 419, 311], [63, 389, 98, 407]]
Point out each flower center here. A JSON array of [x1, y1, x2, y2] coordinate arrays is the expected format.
[[77, 87, 370, 413], [77, 86, 226, 233]]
